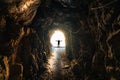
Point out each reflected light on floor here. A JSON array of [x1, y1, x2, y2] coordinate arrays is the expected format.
[[50, 30, 66, 47], [47, 30, 66, 75], [47, 48, 65, 73]]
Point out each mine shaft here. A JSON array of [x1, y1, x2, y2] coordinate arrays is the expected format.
[[0, 0, 120, 80]]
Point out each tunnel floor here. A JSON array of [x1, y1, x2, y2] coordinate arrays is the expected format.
[[42, 47, 74, 80]]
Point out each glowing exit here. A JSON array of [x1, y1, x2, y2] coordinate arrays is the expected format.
[[50, 30, 66, 47]]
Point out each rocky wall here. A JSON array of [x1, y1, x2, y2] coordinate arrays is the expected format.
[[0, 0, 120, 80], [0, 0, 47, 79]]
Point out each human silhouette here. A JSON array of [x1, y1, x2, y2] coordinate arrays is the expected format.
[[56, 40, 62, 47]]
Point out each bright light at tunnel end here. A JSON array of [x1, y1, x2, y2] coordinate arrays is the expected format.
[[50, 30, 66, 47]]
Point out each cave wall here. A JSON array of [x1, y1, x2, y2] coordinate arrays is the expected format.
[[88, 0, 120, 79], [0, 0, 120, 80], [0, 0, 47, 79], [67, 0, 120, 80]]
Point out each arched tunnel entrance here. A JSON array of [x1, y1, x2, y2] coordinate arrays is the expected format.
[[50, 30, 66, 47]]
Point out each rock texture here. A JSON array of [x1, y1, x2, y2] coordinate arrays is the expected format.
[[88, 0, 120, 79], [0, 0, 120, 80], [0, 0, 47, 79]]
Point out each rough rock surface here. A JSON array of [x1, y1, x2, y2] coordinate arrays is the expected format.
[[0, 0, 120, 80]]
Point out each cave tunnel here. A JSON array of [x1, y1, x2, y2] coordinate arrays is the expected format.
[[0, 0, 120, 80]]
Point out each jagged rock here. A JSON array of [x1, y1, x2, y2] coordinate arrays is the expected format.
[[0, 0, 41, 25], [0, 0, 119, 80]]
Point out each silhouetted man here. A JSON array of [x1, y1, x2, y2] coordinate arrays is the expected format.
[[56, 40, 62, 47]]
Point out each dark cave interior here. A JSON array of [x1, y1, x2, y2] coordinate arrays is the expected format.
[[0, 0, 120, 80]]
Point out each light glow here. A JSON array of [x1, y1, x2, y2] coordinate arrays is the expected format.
[[50, 30, 65, 47]]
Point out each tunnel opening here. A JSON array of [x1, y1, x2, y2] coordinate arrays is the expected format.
[[50, 30, 66, 48], [48, 29, 67, 58], [47, 27, 72, 57]]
